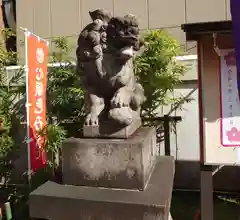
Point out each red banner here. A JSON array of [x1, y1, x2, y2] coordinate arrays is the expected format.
[[27, 32, 48, 172]]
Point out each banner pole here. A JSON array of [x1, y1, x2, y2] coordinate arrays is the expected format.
[[23, 28, 32, 188]]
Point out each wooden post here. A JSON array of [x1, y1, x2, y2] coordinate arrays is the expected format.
[[200, 164, 214, 220]]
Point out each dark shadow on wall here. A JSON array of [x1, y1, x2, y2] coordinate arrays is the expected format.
[[174, 161, 240, 193]]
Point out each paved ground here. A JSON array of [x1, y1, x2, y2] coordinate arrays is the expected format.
[[171, 191, 240, 220]]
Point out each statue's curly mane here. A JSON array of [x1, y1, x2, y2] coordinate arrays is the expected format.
[[106, 16, 140, 51]]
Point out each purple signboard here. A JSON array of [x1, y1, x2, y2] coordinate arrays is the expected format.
[[230, 0, 240, 97]]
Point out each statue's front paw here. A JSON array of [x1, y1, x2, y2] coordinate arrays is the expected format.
[[109, 107, 134, 125], [85, 113, 99, 126], [111, 90, 130, 108]]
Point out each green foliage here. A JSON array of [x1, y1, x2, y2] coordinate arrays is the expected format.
[[15, 37, 86, 130], [0, 30, 190, 179], [45, 124, 67, 155], [46, 31, 189, 130], [135, 30, 188, 125], [47, 38, 85, 126], [0, 29, 191, 219], [0, 32, 70, 220], [38, 124, 67, 167], [0, 29, 17, 66], [0, 133, 14, 185], [50, 37, 74, 62], [0, 31, 70, 181], [0, 30, 18, 184]]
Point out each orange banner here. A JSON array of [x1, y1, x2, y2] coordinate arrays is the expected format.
[[27, 32, 48, 172]]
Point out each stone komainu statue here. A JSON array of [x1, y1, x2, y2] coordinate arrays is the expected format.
[[76, 9, 145, 127]]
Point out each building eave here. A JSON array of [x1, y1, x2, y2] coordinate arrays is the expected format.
[[181, 20, 232, 41]]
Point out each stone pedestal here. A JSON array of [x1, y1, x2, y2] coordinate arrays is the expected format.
[[29, 157, 175, 220], [29, 126, 175, 220], [83, 118, 141, 138], [62, 127, 156, 190]]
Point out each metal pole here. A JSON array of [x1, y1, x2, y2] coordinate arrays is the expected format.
[[23, 28, 32, 187], [164, 115, 171, 156]]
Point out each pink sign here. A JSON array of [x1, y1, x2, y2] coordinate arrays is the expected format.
[[220, 49, 240, 146]]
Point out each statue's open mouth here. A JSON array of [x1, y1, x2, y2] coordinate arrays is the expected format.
[[118, 46, 134, 60]]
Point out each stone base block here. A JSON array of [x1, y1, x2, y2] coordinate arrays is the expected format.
[[83, 118, 141, 138], [62, 127, 156, 190], [29, 156, 175, 220]]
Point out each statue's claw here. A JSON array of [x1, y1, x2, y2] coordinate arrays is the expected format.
[[85, 113, 99, 126], [111, 88, 130, 108]]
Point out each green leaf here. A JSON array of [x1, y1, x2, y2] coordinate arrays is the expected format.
[[135, 30, 188, 126]]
